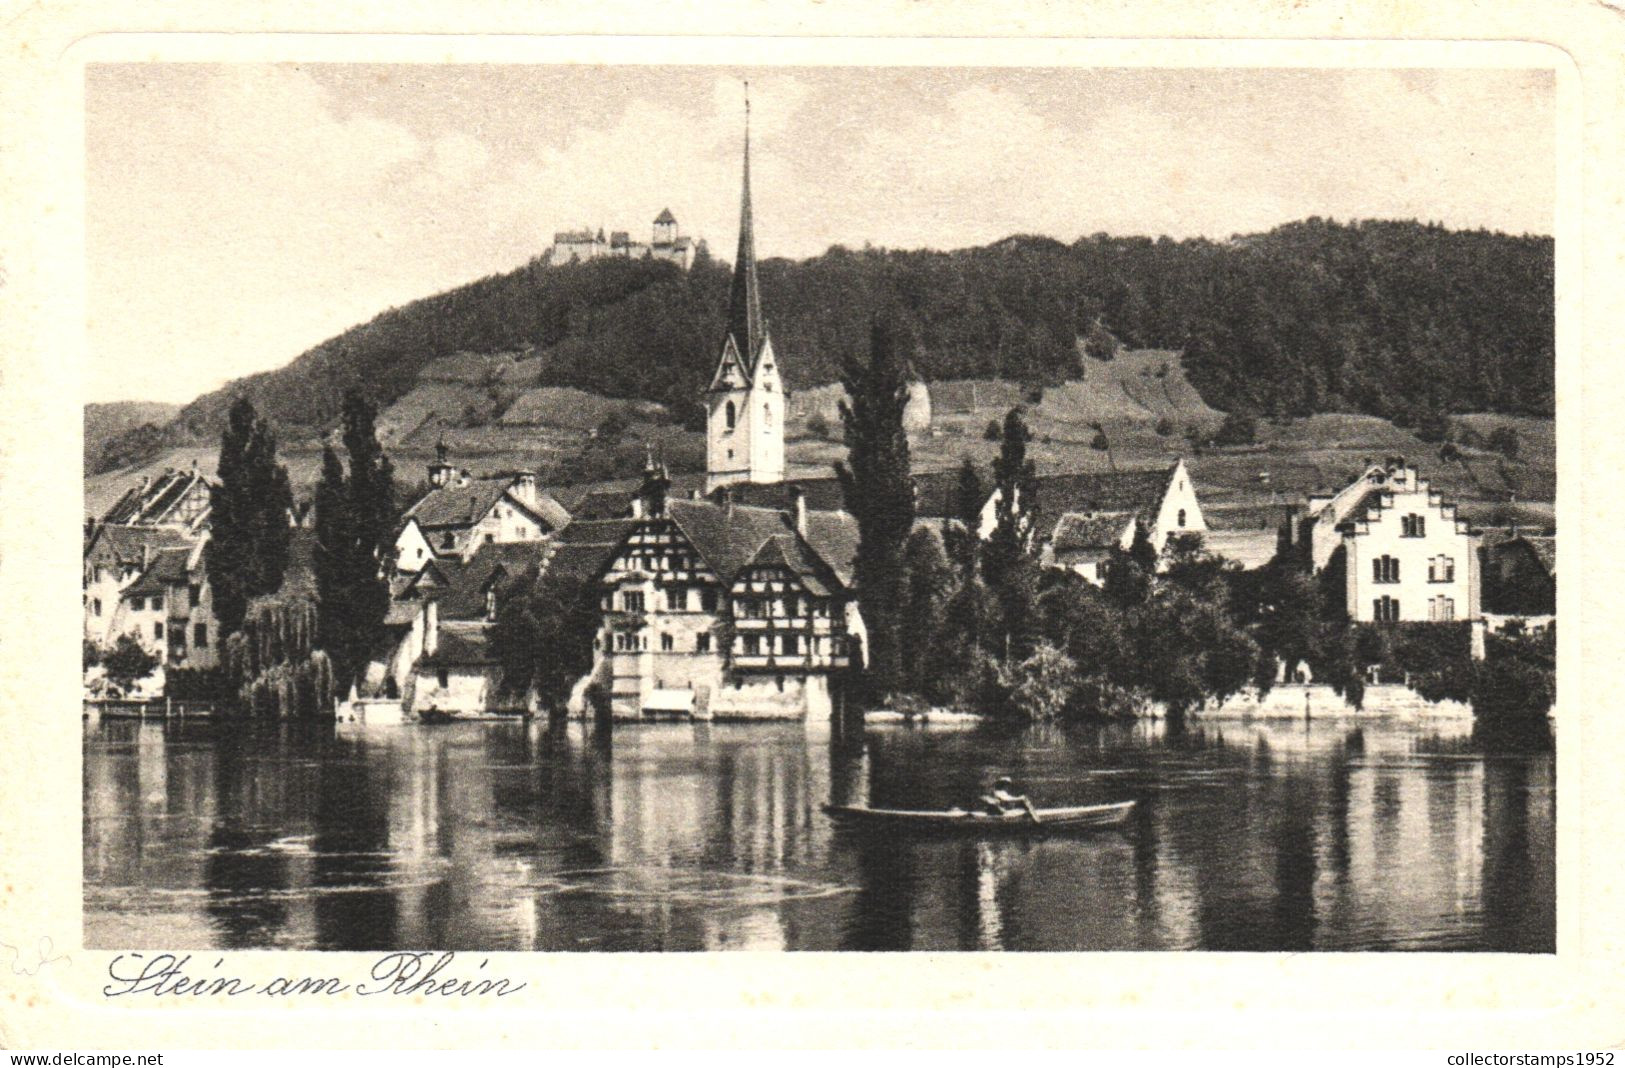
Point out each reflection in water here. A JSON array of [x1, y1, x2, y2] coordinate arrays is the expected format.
[[84, 716, 1554, 952]]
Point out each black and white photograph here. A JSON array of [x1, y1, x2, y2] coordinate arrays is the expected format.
[[77, 61, 1558, 955]]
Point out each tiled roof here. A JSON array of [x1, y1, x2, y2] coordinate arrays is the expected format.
[[1026, 467, 1176, 540], [532, 518, 639, 593], [666, 500, 796, 586], [1051, 513, 1133, 555], [440, 541, 551, 620], [420, 623, 496, 667], [718, 478, 850, 513], [124, 547, 193, 596], [801, 510, 860, 589], [85, 524, 192, 565], [1203, 502, 1300, 532], [744, 534, 833, 597], [405, 478, 512, 527]]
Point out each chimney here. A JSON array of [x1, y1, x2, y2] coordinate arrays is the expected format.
[[790, 484, 807, 537], [512, 470, 538, 508]]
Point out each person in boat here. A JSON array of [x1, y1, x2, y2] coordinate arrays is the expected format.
[[980, 776, 1030, 816]]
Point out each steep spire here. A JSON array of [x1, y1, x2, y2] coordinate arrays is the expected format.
[[724, 83, 766, 372]]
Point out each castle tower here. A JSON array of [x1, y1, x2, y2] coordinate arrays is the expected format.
[[653, 207, 678, 247], [705, 90, 785, 493]]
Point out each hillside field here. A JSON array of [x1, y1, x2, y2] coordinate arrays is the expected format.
[[86, 348, 1556, 534]]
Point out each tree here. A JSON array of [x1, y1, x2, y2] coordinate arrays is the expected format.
[[983, 419, 1002, 442], [899, 527, 956, 700], [996, 642, 1081, 720], [1154, 416, 1175, 438], [1212, 410, 1257, 447], [102, 634, 159, 690], [836, 315, 918, 696], [206, 398, 294, 639], [1083, 317, 1119, 361], [490, 570, 601, 712], [983, 408, 1042, 660], [1415, 407, 1452, 444], [314, 391, 397, 691], [1488, 426, 1521, 460], [942, 457, 986, 579]]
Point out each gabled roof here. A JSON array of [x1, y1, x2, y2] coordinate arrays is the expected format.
[[123, 547, 193, 596], [654, 207, 677, 225], [1024, 465, 1180, 542], [661, 499, 858, 592], [666, 500, 794, 585], [743, 534, 832, 597], [100, 469, 211, 526], [403, 477, 567, 532], [532, 518, 641, 593]]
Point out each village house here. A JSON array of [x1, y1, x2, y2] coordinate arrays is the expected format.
[[1300, 458, 1481, 623], [584, 474, 859, 720], [395, 448, 569, 571], [548, 208, 700, 270], [112, 540, 218, 668], [83, 524, 194, 647]]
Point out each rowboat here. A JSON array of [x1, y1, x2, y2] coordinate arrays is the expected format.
[[822, 800, 1136, 833]]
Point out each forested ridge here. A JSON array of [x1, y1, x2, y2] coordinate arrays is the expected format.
[[93, 218, 1552, 474]]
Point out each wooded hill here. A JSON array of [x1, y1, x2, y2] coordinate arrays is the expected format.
[[91, 218, 1553, 475]]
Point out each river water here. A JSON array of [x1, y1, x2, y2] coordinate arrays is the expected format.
[[83, 715, 1554, 952]]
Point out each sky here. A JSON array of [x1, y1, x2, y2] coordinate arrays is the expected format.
[[84, 64, 1556, 404]]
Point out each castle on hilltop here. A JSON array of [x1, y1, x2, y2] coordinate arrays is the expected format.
[[548, 208, 702, 269]]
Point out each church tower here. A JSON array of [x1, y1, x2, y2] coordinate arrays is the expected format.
[[706, 91, 785, 493]]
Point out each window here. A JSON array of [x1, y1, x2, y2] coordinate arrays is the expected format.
[[1372, 556, 1400, 584], [154, 594, 164, 611], [1429, 555, 1455, 583], [194, 623, 208, 647], [784, 633, 800, 655], [93, 598, 102, 617], [725, 400, 736, 430], [660, 633, 674, 651], [442, 532, 456, 549], [764, 403, 772, 426], [622, 591, 645, 612], [701, 589, 718, 612], [1177, 509, 1187, 527], [1373, 596, 1400, 623], [776, 675, 786, 692], [131, 596, 144, 611], [153, 622, 164, 639], [188, 584, 201, 608], [437, 668, 449, 688], [486, 588, 498, 619], [1401, 514, 1426, 538], [696, 632, 712, 653], [743, 634, 761, 655], [1430, 596, 1455, 622]]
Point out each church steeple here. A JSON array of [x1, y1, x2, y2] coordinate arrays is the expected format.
[[705, 84, 786, 494], [724, 86, 767, 373]]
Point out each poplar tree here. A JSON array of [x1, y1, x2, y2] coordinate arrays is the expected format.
[[314, 391, 395, 690], [836, 315, 916, 697], [207, 398, 293, 639], [983, 408, 1042, 659]]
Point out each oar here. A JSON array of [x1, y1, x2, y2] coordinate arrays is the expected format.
[[1023, 797, 1043, 825]]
